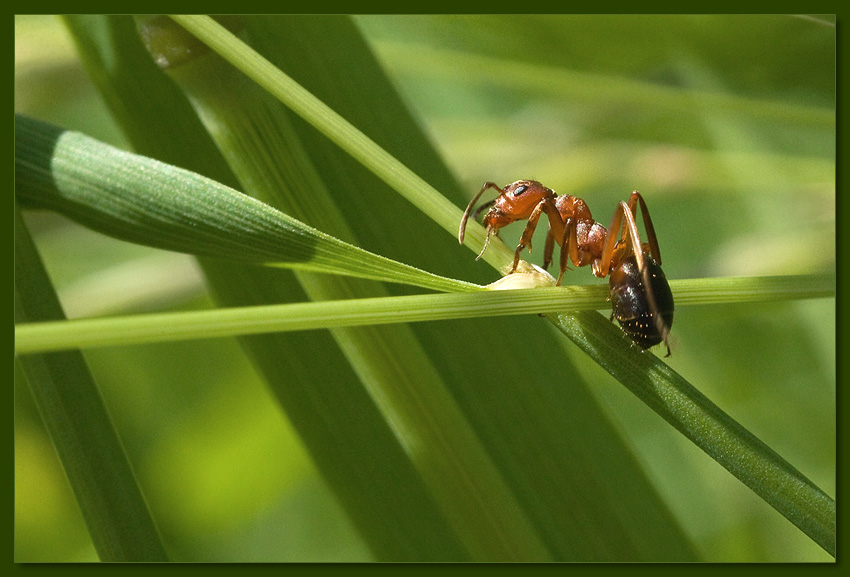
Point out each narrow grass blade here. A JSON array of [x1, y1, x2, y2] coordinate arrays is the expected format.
[[16, 274, 834, 355], [550, 310, 835, 556], [167, 14, 516, 271], [61, 14, 473, 561], [15, 207, 169, 562], [373, 41, 834, 128]]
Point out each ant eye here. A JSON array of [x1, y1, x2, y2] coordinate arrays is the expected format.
[[513, 185, 528, 196]]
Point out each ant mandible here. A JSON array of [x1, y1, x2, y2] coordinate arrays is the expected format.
[[458, 180, 674, 356]]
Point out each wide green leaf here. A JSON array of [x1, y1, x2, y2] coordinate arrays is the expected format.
[[15, 114, 474, 294]]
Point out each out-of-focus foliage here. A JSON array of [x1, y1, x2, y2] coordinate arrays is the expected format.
[[15, 14, 833, 562]]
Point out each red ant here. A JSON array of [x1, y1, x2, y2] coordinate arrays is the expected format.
[[458, 180, 674, 356]]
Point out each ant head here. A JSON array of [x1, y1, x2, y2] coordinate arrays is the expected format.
[[503, 180, 549, 199], [482, 180, 555, 231], [459, 180, 556, 246]]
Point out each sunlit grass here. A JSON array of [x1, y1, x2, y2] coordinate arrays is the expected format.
[[15, 14, 834, 562]]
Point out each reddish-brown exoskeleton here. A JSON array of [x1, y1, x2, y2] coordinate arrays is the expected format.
[[458, 180, 674, 355]]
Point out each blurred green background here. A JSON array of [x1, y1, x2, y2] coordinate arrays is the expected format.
[[15, 15, 834, 561]]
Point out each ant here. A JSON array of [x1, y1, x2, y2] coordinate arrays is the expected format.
[[458, 180, 674, 356]]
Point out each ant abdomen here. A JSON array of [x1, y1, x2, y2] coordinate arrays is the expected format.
[[609, 255, 674, 351]]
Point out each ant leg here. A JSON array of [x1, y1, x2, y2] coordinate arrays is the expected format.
[[472, 199, 496, 222], [459, 182, 503, 244], [597, 203, 647, 277], [476, 228, 495, 260], [623, 194, 671, 347], [556, 218, 579, 285], [538, 198, 569, 273], [510, 200, 547, 273], [627, 191, 662, 264], [543, 227, 555, 270], [603, 202, 671, 349], [595, 205, 622, 271]]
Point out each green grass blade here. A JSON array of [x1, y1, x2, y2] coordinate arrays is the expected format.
[[167, 14, 515, 271], [47, 15, 703, 561], [171, 14, 833, 557], [671, 274, 836, 304], [549, 309, 835, 555], [179, 15, 700, 561], [14, 114, 475, 294], [140, 18, 551, 560], [61, 14, 473, 561], [16, 274, 834, 355], [373, 41, 834, 128], [14, 207, 168, 562], [17, 14, 830, 561]]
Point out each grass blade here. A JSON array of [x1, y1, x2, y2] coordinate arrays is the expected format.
[[550, 310, 835, 555], [167, 15, 702, 561], [61, 14, 474, 561], [15, 114, 474, 294], [15, 207, 168, 562], [142, 17, 552, 560], [172, 14, 834, 557], [168, 14, 515, 271], [16, 274, 834, 355], [23, 14, 832, 561]]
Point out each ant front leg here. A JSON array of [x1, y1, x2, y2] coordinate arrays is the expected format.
[[458, 182, 503, 244], [510, 200, 547, 273]]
